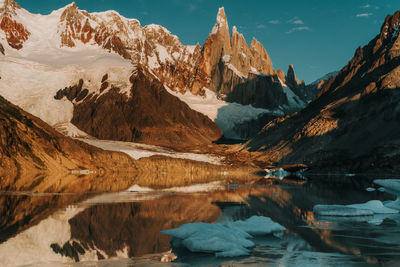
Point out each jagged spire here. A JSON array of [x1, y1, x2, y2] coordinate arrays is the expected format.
[[211, 7, 229, 35]]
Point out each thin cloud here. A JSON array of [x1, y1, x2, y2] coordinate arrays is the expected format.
[[286, 26, 311, 34], [356, 13, 373, 18], [268, 20, 280, 24], [361, 4, 370, 8], [287, 16, 299, 23], [256, 24, 266, 29], [292, 19, 304, 25]]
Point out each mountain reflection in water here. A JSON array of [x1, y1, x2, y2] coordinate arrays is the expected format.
[[0, 176, 400, 266]]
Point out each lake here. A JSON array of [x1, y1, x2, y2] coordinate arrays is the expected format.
[[1, 175, 399, 266]]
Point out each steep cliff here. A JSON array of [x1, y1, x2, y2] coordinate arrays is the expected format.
[[247, 10, 400, 172]]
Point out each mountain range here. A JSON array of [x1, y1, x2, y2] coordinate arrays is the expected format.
[[1, 0, 399, 174], [0, 0, 323, 143], [247, 10, 400, 172]]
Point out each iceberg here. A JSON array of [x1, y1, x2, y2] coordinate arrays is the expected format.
[[161, 216, 285, 258]]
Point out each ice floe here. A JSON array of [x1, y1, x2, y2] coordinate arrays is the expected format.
[[161, 216, 285, 258], [313, 205, 374, 217], [226, 216, 285, 236], [314, 200, 398, 217]]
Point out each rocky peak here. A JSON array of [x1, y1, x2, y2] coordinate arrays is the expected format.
[[276, 68, 286, 84], [60, 2, 85, 22], [230, 25, 252, 75], [212, 7, 228, 34], [0, 0, 29, 49], [0, 0, 20, 15], [249, 38, 274, 75], [286, 64, 300, 88]]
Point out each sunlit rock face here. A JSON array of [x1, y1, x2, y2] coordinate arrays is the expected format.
[[0, 0, 321, 144], [0, 94, 138, 190], [247, 10, 400, 173]]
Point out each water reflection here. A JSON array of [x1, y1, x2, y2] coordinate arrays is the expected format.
[[0, 176, 399, 266]]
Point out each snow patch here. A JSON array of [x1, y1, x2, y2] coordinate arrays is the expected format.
[[0, 52, 133, 126], [163, 181, 223, 193], [222, 54, 232, 63], [155, 44, 171, 63], [54, 122, 91, 138], [127, 184, 154, 192], [215, 103, 283, 140], [282, 85, 304, 109], [226, 63, 245, 78], [165, 87, 283, 140], [77, 138, 223, 164]]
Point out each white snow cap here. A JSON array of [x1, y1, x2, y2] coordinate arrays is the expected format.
[[232, 25, 238, 34], [216, 7, 227, 25]]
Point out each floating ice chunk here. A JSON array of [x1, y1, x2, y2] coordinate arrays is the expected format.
[[161, 216, 285, 258], [313, 205, 374, 216], [226, 216, 285, 235], [162, 222, 251, 241], [384, 199, 400, 211], [378, 187, 385, 192], [348, 200, 398, 214], [314, 200, 399, 217], [181, 229, 253, 257], [265, 168, 290, 179], [366, 187, 376, 192], [161, 223, 253, 257]]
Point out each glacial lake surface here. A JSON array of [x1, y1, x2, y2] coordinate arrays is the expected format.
[[1, 175, 400, 266]]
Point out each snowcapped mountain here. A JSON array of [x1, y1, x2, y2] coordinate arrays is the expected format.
[[0, 0, 314, 142]]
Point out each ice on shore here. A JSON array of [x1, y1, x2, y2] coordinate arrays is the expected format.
[[161, 216, 285, 258], [314, 200, 398, 217]]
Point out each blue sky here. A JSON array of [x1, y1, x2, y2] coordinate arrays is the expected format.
[[17, 0, 399, 83]]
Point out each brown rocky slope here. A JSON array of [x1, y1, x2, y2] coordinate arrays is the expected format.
[[0, 94, 138, 191], [246, 10, 400, 173], [55, 67, 222, 147]]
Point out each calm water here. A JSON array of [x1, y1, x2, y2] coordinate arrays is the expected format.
[[1, 176, 400, 266]]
